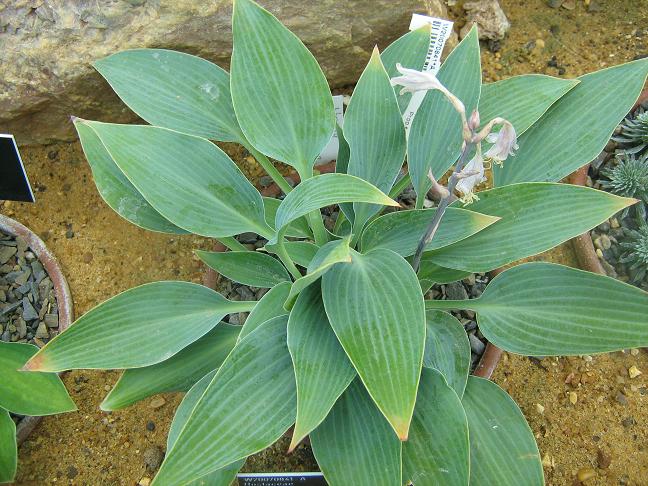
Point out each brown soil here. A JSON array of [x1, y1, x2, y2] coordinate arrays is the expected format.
[[3, 0, 648, 484]]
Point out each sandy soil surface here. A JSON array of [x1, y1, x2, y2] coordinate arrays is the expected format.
[[2, 0, 648, 484]]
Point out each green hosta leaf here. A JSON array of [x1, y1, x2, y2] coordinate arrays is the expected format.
[[495, 58, 648, 185], [403, 368, 469, 486], [0, 409, 16, 484], [335, 123, 354, 224], [408, 26, 481, 197], [425, 183, 636, 273], [167, 370, 216, 450], [24, 282, 254, 372], [263, 197, 312, 238], [479, 74, 579, 136], [382, 25, 432, 113], [429, 263, 648, 356], [418, 258, 471, 286], [94, 49, 243, 142], [310, 379, 402, 486], [0, 342, 76, 416], [238, 281, 291, 341], [74, 121, 187, 234], [231, 0, 334, 175], [322, 248, 425, 439], [345, 48, 406, 230], [167, 371, 245, 486], [101, 324, 240, 411], [462, 376, 543, 485], [274, 173, 398, 232], [80, 121, 272, 238], [153, 316, 295, 485], [361, 207, 499, 257], [285, 237, 352, 308], [283, 241, 320, 267], [185, 466, 244, 486], [423, 310, 470, 398], [196, 250, 290, 288], [287, 283, 356, 451]]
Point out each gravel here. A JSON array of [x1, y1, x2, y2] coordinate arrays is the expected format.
[[0, 231, 59, 347], [426, 273, 491, 370]]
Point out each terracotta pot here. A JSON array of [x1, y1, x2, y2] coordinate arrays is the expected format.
[[568, 88, 648, 276], [0, 214, 74, 445]]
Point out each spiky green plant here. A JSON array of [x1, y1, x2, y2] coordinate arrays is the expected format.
[[619, 222, 648, 285], [613, 107, 648, 154], [600, 153, 648, 218]]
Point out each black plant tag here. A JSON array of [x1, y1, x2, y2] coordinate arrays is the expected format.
[[0, 134, 34, 202], [237, 473, 326, 485]]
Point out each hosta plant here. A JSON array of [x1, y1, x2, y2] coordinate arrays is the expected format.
[[22, 1, 648, 484], [0, 341, 75, 483]]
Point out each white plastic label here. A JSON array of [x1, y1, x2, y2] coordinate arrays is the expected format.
[[402, 15, 454, 138], [315, 95, 345, 166]]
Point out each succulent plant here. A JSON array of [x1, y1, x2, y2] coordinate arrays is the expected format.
[[600, 152, 648, 218], [619, 221, 648, 285], [613, 107, 648, 154]]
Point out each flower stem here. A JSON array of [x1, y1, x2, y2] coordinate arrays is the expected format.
[[411, 142, 475, 272]]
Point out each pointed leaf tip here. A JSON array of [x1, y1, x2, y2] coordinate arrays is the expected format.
[[22, 352, 46, 372]]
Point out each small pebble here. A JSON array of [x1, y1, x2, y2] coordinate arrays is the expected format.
[[143, 446, 164, 471], [561, 0, 575, 9], [615, 391, 628, 406], [568, 391, 578, 405], [628, 365, 642, 379], [148, 396, 166, 409], [139, 478, 151, 486], [66, 466, 79, 479], [597, 449, 611, 469], [542, 453, 554, 469], [536, 403, 545, 414], [146, 420, 156, 431], [577, 467, 596, 482]]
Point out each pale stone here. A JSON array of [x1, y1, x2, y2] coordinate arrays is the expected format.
[[460, 0, 510, 41], [628, 365, 642, 379], [0, 0, 449, 145]]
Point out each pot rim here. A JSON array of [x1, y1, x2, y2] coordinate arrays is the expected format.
[[569, 88, 648, 276], [0, 213, 74, 445]]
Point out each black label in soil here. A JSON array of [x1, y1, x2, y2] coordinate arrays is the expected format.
[[237, 472, 326, 486], [0, 134, 34, 203]]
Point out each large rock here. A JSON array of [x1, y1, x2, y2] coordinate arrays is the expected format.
[[460, 0, 510, 41], [0, 0, 448, 145]]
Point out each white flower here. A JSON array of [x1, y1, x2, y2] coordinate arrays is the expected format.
[[483, 120, 518, 166], [390, 64, 466, 115], [390, 63, 447, 95], [455, 151, 487, 205]]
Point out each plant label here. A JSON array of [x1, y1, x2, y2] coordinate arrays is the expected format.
[[315, 95, 345, 166], [403, 14, 454, 138], [237, 472, 326, 485], [0, 134, 34, 202]]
